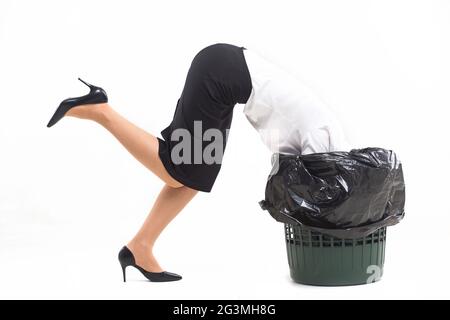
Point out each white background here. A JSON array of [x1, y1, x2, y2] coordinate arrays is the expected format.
[[0, 0, 449, 299]]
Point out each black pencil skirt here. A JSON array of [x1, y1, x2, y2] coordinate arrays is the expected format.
[[157, 43, 252, 192]]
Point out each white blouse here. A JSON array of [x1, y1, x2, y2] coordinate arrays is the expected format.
[[242, 48, 351, 155]]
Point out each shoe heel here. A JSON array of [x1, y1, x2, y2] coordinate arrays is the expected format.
[[121, 265, 127, 282], [78, 77, 94, 89], [118, 246, 135, 283]]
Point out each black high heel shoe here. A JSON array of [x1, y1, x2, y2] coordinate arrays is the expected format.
[[47, 78, 108, 128], [118, 246, 182, 282]]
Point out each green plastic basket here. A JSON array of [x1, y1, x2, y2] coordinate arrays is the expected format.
[[284, 224, 387, 286]]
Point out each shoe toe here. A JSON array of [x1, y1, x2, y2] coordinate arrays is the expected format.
[[162, 271, 182, 281]]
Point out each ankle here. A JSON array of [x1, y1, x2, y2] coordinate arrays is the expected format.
[[127, 239, 154, 252], [92, 103, 113, 125]]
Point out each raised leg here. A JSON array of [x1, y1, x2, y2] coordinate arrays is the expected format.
[[66, 103, 183, 188]]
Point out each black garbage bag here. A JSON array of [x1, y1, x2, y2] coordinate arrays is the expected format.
[[259, 147, 405, 239]]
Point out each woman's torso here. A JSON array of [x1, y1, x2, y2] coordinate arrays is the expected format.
[[242, 48, 351, 155]]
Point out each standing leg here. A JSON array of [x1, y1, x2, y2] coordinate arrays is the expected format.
[[127, 184, 198, 272]]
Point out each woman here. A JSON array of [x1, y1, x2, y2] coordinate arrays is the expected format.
[[47, 43, 349, 282]]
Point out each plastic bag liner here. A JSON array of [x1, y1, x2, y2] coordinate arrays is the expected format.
[[259, 147, 405, 239]]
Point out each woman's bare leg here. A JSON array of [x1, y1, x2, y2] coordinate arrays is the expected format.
[[127, 184, 198, 272], [66, 103, 197, 272], [66, 103, 183, 188]]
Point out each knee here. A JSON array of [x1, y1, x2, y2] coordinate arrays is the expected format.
[[166, 181, 185, 189]]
